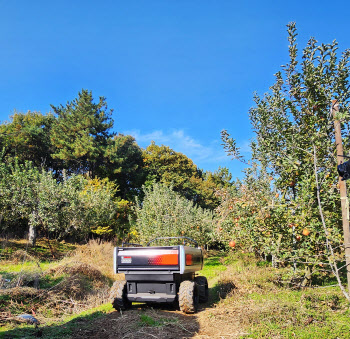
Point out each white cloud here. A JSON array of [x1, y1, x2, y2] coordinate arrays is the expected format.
[[124, 129, 212, 159], [122, 128, 250, 174], [240, 140, 252, 153]]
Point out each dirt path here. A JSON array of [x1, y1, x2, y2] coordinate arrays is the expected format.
[[69, 302, 244, 339], [67, 263, 245, 338]]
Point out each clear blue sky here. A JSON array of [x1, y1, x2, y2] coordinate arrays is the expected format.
[[1, 0, 350, 179]]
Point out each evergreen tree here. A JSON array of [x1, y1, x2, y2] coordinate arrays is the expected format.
[[50, 89, 114, 176], [104, 134, 145, 200]]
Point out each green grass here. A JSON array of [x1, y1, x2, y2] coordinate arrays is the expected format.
[[244, 300, 350, 339], [39, 274, 66, 289], [200, 252, 227, 278], [198, 251, 234, 304], [0, 260, 53, 274], [0, 261, 63, 293], [0, 238, 76, 261], [138, 314, 178, 327]]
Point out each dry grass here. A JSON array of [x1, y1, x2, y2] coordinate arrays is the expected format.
[[193, 253, 350, 338], [64, 239, 116, 280], [38, 241, 115, 317], [0, 286, 43, 299], [216, 276, 236, 299], [47, 262, 105, 281], [51, 274, 93, 300], [1, 239, 116, 324], [8, 249, 37, 263]]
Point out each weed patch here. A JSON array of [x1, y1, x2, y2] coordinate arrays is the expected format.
[[200, 253, 227, 279], [0, 239, 113, 332], [138, 313, 178, 327], [1, 242, 350, 338], [0, 238, 76, 261], [200, 253, 350, 338]]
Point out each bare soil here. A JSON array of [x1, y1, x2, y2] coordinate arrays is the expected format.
[[69, 302, 244, 339]]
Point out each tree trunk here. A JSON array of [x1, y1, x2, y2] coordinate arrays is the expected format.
[[332, 100, 350, 297], [301, 265, 312, 287], [28, 224, 37, 247]]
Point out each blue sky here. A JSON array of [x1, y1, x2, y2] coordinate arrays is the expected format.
[[1, 1, 350, 179]]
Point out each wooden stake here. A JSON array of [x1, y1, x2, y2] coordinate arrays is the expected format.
[[332, 99, 350, 295]]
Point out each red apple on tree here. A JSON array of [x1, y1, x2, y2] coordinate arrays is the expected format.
[[302, 229, 310, 236], [229, 240, 236, 248]]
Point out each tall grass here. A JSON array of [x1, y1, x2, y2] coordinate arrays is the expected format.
[[0, 239, 116, 333], [60, 239, 116, 280], [202, 251, 350, 338]]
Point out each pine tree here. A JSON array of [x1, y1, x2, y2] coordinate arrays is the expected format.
[[50, 89, 114, 176]]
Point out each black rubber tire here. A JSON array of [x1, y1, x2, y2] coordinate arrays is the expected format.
[[178, 280, 199, 314], [195, 276, 209, 303], [109, 280, 131, 311]]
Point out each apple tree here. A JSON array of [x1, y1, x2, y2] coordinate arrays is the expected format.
[[222, 23, 350, 293]]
